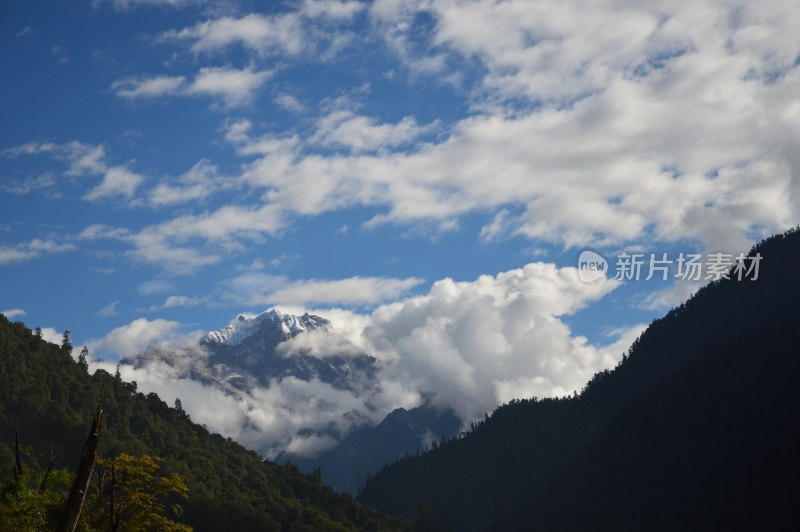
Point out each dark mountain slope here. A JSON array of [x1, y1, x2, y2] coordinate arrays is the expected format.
[[359, 228, 800, 530], [499, 320, 800, 531], [0, 316, 405, 531]]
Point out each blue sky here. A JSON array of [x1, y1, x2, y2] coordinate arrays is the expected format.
[[1, 0, 798, 416]]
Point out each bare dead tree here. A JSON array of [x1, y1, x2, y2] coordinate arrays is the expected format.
[[38, 449, 60, 492], [55, 407, 103, 532], [12, 427, 23, 481]]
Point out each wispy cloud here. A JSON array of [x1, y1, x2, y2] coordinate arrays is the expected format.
[[221, 273, 424, 307], [4, 141, 144, 202], [148, 159, 232, 207], [161, 13, 306, 56], [310, 110, 439, 153], [111, 67, 271, 106], [1, 172, 58, 196], [147, 294, 204, 311], [111, 75, 186, 99], [0, 239, 76, 266], [137, 279, 175, 295], [51, 42, 69, 65], [98, 300, 121, 318], [93, 0, 206, 10]]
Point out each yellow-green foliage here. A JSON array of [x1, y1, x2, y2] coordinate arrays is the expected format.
[[96, 453, 191, 532]]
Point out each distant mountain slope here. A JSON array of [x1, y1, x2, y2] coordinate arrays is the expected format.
[[0, 315, 406, 531], [285, 405, 462, 495], [358, 228, 800, 531]]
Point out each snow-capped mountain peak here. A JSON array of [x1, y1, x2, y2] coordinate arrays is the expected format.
[[203, 308, 329, 347]]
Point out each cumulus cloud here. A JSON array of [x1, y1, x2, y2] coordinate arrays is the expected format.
[[96, 262, 629, 458], [86, 318, 202, 359], [354, 262, 623, 421], [1, 308, 26, 319], [40, 327, 64, 345]]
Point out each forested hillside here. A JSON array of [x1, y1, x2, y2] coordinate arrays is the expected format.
[[0, 316, 406, 531], [359, 228, 800, 531], [494, 320, 800, 530]]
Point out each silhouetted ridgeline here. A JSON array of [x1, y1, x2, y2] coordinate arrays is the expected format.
[[358, 228, 800, 531], [0, 316, 406, 531]]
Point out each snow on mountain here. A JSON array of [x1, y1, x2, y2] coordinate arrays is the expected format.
[[203, 308, 330, 347]]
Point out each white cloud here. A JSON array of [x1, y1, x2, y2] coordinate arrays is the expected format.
[[5, 141, 144, 202], [16, 26, 32, 38], [301, 0, 365, 21], [148, 159, 230, 206], [1, 173, 58, 195], [80, 202, 285, 273], [1, 308, 26, 319], [86, 318, 201, 359], [40, 327, 63, 345], [51, 42, 69, 65], [94, 0, 204, 9], [274, 93, 306, 112], [219, 272, 423, 307], [359, 262, 622, 421], [111, 75, 186, 99], [310, 110, 438, 153], [270, 276, 424, 306], [111, 68, 270, 107], [137, 279, 174, 295], [163, 13, 305, 56], [98, 300, 121, 318], [84, 165, 144, 201], [0, 239, 76, 266], [479, 209, 514, 243], [148, 295, 203, 311], [640, 280, 703, 311], [96, 261, 630, 459], [57, 0, 800, 275], [185, 66, 272, 106]]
